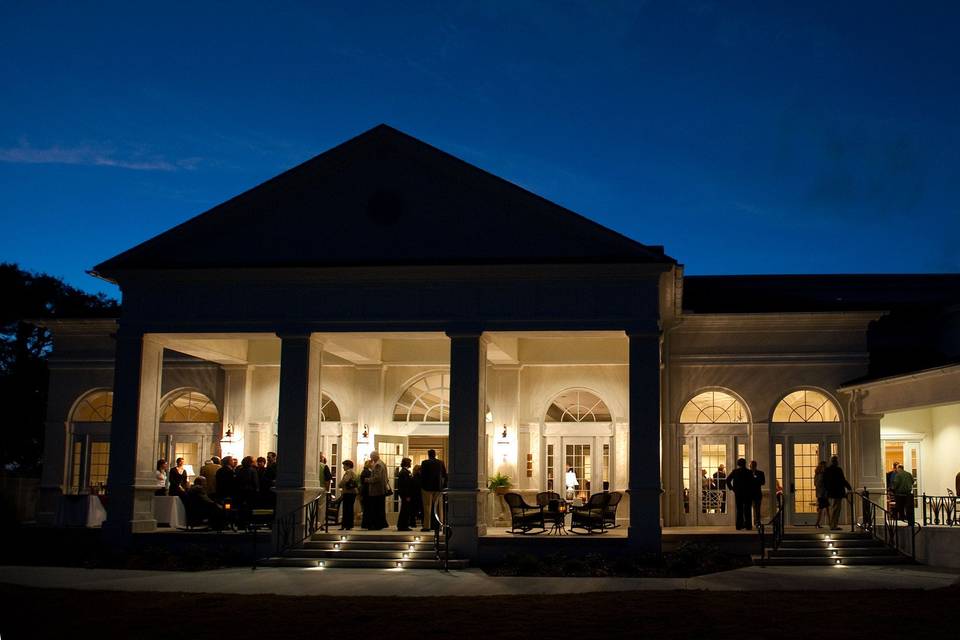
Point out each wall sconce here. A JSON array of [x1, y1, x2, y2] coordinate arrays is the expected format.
[[361, 424, 369, 440], [501, 424, 508, 439]]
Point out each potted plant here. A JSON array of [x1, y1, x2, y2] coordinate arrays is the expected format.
[[488, 472, 512, 495]]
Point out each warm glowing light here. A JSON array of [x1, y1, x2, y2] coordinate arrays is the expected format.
[[403, 553, 409, 558], [408, 545, 414, 550]]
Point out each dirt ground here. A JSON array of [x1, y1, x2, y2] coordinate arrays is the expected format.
[[3, 583, 958, 639]]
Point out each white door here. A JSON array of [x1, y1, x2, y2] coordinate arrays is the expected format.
[[694, 437, 733, 526], [787, 436, 840, 526], [563, 438, 594, 502]]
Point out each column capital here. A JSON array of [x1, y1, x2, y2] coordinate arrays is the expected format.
[[445, 329, 485, 340], [624, 327, 661, 340], [276, 332, 325, 347]]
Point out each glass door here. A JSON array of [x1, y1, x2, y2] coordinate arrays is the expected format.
[[787, 436, 840, 526], [563, 438, 593, 502], [696, 437, 732, 526], [375, 435, 406, 513]]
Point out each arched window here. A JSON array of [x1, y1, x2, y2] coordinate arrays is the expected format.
[[544, 389, 612, 422], [773, 389, 840, 422], [71, 390, 113, 422], [393, 373, 449, 422], [321, 392, 341, 422], [680, 391, 747, 424], [161, 391, 220, 422]]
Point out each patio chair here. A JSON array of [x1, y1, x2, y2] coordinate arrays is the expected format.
[[504, 492, 545, 534], [537, 491, 564, 528], [570, 492, 610, 534], [325, 494, 343, 528], [603, 491, 623, 528], [536, 491, 561, 508]]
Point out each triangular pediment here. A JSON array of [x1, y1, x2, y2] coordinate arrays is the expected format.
[[94, 124, 672, 277]]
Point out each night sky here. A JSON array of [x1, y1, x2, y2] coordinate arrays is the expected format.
[[1, 1, 958, 298]]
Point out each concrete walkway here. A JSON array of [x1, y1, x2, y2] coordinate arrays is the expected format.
[[1, 564, 957, 596]]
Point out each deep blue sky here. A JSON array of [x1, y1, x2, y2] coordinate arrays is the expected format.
[[1, 1, 958, 298]]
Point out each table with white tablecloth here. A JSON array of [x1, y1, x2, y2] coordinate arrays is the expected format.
[[153, 495, 187, 528], [56, 494, 107, 527]]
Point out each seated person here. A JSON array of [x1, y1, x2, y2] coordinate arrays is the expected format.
[[185, 476, 225, 529]]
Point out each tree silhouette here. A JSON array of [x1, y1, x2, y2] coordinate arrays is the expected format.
[[0, 263, 118, 473]]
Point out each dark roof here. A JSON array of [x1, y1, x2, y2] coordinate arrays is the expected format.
[[94, 124, 672, 277], [682, 274, 960, 314]]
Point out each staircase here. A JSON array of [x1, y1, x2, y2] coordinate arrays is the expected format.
[[759, 531, 912, 566], [260, 531, 469, 569]]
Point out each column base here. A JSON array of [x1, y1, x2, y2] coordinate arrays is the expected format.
[[446, 489, 481, 558], [627, 487, 663, 554], [273, 488, 323, 550]]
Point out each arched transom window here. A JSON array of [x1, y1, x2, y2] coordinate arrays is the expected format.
[[545, 390, 612, 422], [161, 391, 220, 422], [773, 390, 840, 422], [393, 373, 449, 422], [72, 390, 113, 422], [321, 393, 341, 422], [680, 391, 747, 423]]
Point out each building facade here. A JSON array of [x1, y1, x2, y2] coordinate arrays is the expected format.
[[36, 125, 960, 559]]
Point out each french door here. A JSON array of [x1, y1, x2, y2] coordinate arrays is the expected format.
[[780, 435, 840, 526]]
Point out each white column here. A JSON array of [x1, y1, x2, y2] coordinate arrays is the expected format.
[[103, 330, 164, 538], [627, 329, 662, 553], [274, 334, 323, 522], [446, 331, 487, 557], [223, 365, 252, 458]]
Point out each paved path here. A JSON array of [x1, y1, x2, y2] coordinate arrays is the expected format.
[[1, 564, 957, 596]]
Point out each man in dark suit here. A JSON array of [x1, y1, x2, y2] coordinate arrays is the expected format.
[[750, 460, 766, 525], [215, 456, 236, 505], [418, 449, 448, 532], [726, 458, 755, 530]]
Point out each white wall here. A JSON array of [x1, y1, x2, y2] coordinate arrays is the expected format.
[[881, 404, 960, 496]]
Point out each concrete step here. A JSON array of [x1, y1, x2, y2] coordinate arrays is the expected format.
[[756, 555, 912, 566], [771, 547, 901, 558], [259, 556, 469, 569], [782, 532, 869, 541], [778, 538, 885, 549], [310, 532, 438, 543], [304, 540, 441, 551], [281, 548, 441, 560]]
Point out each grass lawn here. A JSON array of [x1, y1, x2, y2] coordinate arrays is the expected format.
[[2, 583, 959, 639]]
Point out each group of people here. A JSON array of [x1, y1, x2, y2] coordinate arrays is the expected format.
[[813, 456, 853, 530], [885, 460, 916, 524], [716, 459, 766, 530], [154, 452, 279, 527], [332, 448, 448, 532]]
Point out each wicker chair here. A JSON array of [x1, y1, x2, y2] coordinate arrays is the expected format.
[[603, 491, 623, 528], [570, 492, 610, 534], [536, 491, 561, 508], [537, 491, 564, 528], [504, 492, 545, 534]]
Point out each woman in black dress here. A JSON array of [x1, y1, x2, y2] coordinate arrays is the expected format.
[[168, 457, 189, 498], [359, 459, 373, 529], [396, 457, 415, 531]]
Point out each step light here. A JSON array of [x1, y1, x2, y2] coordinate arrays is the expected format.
[[832, 551, 838, 556], [828, 542, 834, 548], [409, 545, 414, 550], [396, 561, 402, 568], [340, 535, 346, 541], [318, 561, 325, 568], [403, 553, 409, 559], [415, 536, 421, 541], [334, 543, 340, 550], [835, 559, 841, 565]]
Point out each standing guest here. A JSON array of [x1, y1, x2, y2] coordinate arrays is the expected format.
[[749, 460, 766, 525], [814, 460, 829, 528], [396, 457, 415, 531], [262, 451, 278, 500], [823, 456, 852, 530], [319, 453, 333, 492], [886, 461, 900, 491], [892, 463, 915, 524], [359, 459, 373, 529], [155, 459, 168, 496], [364, 451, 390, 530], [411, 464, 424, 528], [216, 456, 236, 505], [956, 469, 960, 497], [255, 456, 267, 484], [726, 458, 754, 530], [236, 455, 260, 511], [419, 449, 448, 532], [339, 460, 358, 530], [168, 457, 189, 498], [201, 456, 221, 497], [713, 464, 727, 514]]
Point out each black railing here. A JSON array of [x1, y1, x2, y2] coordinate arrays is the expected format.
[[922, 494, 960, 526], [757, 493, 785, 567], [432, 490, 451, 572], [852, 489, 918, 561], [274, 492, 325, 556]]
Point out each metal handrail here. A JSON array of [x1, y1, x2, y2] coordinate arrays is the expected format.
[[851, 489, 918, 560], [921, 494, 960, 526], [274, 492, 325, 557], [432, 490, 451, 572], [757, 492, 785, 567]]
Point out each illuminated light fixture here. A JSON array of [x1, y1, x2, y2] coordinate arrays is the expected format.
[[408, 545, 414, 550], [220, 425, 242, 459], [396, 561, 402, 568], [502, 425, 508, 439], [319, 561, 325, 567], [828, 542, 834, 548], [415, 536, 420, 541], [361, 424, 369, 440], [334, 544, 340, 550], [485, 410, 493, 423], [825, 535, 831, 540], [832, 550, 838, 556], [403, 553, 409, 558], [340, 535, 346, 541], [835, 559, 841, 565]]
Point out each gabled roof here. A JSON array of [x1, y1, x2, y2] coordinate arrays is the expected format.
[[94, 124, 672, 278]]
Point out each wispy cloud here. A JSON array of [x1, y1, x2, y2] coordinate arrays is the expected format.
[[0, 141, 197, 171]]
